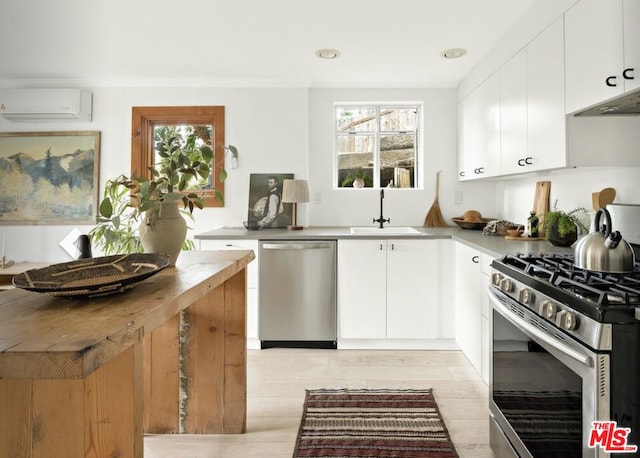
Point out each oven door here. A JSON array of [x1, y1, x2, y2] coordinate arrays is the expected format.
[[488, 288, 609, 458]]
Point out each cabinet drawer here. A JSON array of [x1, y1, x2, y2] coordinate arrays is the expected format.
[[198, 239, 258, 288], [480, 253, 495, 276]]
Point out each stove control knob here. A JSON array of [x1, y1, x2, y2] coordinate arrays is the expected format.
[[539, 300, 557, 320], [500, 278, 513, 293], [556, 310, 579, 331], [491, 273, 503, 286], [519, 288, 534, 305]]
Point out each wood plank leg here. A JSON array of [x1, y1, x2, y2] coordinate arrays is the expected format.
[[0, 330, 143, 458], [143, 313, 180, 434], [182, 269, 247, 434]]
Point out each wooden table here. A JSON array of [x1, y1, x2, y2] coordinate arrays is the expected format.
[[0, 250, 254, 458], [0, 262, 49, 290]]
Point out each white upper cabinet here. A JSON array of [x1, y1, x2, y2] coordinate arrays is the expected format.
[[499, 48, 528, 176], [565, 0, 639, 114], [623, 0, 640, 94], [526, 18, 566, 171], [458, 72, 501, 181], [464, 17, 566, 180], [501, 19, 566, 174]]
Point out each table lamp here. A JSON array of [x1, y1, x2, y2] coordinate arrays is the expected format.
[[282, 179, 309, 230]]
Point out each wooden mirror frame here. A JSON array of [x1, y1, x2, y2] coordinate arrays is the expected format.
[[131, 106, 225, 207]]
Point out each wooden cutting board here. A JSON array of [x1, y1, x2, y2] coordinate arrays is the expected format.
[[533, 181, 551, 230]]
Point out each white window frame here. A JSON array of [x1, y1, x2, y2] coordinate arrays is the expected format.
[[333, 102, 422, 190]]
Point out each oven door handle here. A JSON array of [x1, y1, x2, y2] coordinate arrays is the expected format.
[[489, 289, 593, 368]]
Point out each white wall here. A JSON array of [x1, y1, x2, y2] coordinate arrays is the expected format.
[[307, 88, 497, 226], [0, 86, 309, 262], [497, 166, 640, 228]]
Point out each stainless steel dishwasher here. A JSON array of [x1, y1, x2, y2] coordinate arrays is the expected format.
[[259, 240, 337, 349]]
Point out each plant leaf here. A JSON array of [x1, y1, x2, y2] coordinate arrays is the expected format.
[[99, 198, 113, 218]]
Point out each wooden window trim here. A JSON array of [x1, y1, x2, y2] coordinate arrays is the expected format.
[[131, 106, 225, 207]]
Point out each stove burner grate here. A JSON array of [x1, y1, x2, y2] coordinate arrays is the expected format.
[[501, 253, 640, 307]]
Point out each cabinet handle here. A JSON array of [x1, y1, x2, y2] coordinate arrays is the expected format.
[[524, 156, 533, 165], [459, 171, 465, 177], [517, 158, 525, 166], [471, 255, 479, 263], [623, 68, 635, 80], [391, 243, 395, 250], [475, 167, 485, 174], [606, 75, 617, 87], [380, 244, 383, 250]]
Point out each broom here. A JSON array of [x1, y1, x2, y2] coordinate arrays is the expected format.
[[423, 171, 448, 227]]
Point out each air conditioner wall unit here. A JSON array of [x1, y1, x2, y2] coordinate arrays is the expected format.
[[0, 88, 92, 121]]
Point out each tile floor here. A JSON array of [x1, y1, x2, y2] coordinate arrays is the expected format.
[[145, 348, 494, 457]]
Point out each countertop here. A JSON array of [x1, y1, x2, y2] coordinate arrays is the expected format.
[[195, 226, 573, 258], [0, 250, 255, 379]]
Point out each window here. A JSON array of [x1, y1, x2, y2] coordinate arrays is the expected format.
[[131, 106, 226, 207], [335, 103, 420, 189]]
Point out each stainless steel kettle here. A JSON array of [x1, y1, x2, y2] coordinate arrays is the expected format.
[[574, 208, 636, 273]]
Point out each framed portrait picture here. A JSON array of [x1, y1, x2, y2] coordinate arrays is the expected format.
[[0, 131, 100, 225], [248, 173, 294, 228]]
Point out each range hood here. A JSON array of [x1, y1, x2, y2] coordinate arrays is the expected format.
[[574, 89, 640, 116]]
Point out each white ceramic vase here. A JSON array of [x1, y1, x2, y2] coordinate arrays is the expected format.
[[139, 201, 187, 265]]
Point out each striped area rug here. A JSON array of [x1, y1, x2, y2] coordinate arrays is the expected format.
[[293, 388, 458, 458]]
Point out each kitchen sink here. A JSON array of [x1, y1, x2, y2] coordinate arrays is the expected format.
[[349, 226, 421, 235]]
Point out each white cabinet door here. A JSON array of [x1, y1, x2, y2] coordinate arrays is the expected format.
[[337, 240, 387, 338], [565, 0, 625, 114], [386, 239, 439, 339], [457, 99, 471, 180], [454, 242, 482, 373], [499, 48, 528, 176], [480, 253, 495, 384], [624, 0, 640, 93], [458, 72, 501, 181], [527, 18, 566, 171]]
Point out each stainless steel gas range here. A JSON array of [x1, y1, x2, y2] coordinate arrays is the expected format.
[[488, 252, 640, 458]]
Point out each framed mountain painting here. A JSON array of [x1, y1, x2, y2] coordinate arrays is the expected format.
[[0, 131, 100, 224]]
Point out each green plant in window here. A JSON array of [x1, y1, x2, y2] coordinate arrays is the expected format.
[[341, 168, 372, 187]]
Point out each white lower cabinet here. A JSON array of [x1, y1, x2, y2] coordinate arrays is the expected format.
[[338, 239, 454, 348], [198, 239, 260, 349], [480, 253, 495, 384], [454, 241, 494, 383]]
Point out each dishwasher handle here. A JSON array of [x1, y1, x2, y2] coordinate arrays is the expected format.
[[261, 242, 334, 250]]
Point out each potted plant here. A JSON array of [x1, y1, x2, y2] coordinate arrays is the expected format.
[[544, 204, 589, 247], [341, 168, 371, 188], [89, 128, 235, 261]]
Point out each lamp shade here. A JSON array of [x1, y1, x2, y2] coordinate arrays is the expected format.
[[282, 179, 309, 203]]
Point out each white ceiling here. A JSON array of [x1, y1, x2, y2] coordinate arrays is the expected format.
[[0, 0, 538, 88]]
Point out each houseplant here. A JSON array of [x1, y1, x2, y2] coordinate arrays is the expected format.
[[341, 168, 371, 188], [544, 204, 589, 247], [89, 128, 235, 260]]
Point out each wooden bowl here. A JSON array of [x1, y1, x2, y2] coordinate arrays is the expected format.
[[451, 217, 493, 230], [506, 228, 524, 237]]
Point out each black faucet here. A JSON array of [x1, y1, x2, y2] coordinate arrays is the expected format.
[[373, 189, 390, 228]]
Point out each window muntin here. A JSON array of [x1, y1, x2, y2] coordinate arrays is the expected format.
[[335, 104, 419, 189]]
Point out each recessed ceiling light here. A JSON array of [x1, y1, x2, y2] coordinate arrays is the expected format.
[[441, 48, 467, 59], [315, 48, 341, 59]]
